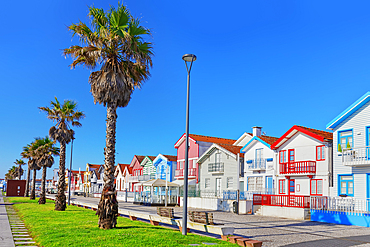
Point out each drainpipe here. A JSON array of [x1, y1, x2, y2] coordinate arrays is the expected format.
[[328, 142, 333, 189]]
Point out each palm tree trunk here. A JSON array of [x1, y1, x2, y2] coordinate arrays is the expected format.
[[38, 166, 46, 204], [24, 166, 31, 197], [30, 169, 36, 200], [97, 103, 118, 229], [18, 165, 22, 180], [55, 142, 67, 211]]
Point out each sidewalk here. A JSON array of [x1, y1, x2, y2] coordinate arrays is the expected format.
[[54, 194, 370, 247], [0, 194, 15, 247]]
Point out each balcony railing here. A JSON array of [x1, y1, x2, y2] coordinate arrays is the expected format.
[[175, 168, 197, 178], [280, 161, 316, 175], [342, 147, 370, 166], [138, 174, 155, 181], [208, 162, 224, 173], [253, 194, 310, 208], [129, 176, 138, 182], [248, 159, 266, 170]]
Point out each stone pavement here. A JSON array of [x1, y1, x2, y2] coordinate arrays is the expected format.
[[53, 194, 370, 247], [0, 194, 15, 247]]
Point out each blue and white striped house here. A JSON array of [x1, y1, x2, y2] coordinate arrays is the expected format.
[[327, 91, 370, 200], [152, 154, 177, 182]]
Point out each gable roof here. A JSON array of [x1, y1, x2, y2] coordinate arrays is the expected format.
[[161, 155, 177, 162], [130, 155, 146, 168], [117, 164, 130, 174], [233, 132, 253, 146], [271, 125, 333, 150], [197, 143, 243, 164], [87, 164, 101, 171], [174, 133, 236, 148], [327, 91, 370, 130], [241, 135, 279, 153], [140, 156, 157, 166]]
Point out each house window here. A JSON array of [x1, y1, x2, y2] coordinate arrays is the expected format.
[[338, 130, 353, 151], [339, 175, 354, 196], [316, 146, 325, 161], [227, 177, 233, 189], [288, 149, 295, 163], [279, 179, 285, 194], [279, 150, 287, 164], [179, 161, 183, 169], [311, 179, 323, 196], [205, 178, 210, 188], [247, 177, 262, 191]]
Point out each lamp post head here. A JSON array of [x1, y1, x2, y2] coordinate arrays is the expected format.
[[182, 54, 197, 62]]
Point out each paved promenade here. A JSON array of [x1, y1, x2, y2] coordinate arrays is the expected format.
[[0, 194, 15, 247], [54, 195, 370, 247]]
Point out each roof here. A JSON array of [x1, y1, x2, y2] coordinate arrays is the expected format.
[[161, 155, 177, 162], [117, 164, 130, 173], [197, 143, 244, 164], [327, 91, 370, 130], [271, 125, 333, 149], [240, 135, 279, 153], [233, 132, 253, 146], [87, 164, 101, 171], [140, 179, 179, 187], [174, 133, 236, 148], [130, 155, 146, 167]]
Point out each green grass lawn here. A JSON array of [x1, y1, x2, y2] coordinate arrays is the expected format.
[[7, 197, 237, 247]]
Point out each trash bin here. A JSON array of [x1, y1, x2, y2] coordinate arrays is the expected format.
[[233, 201, 238, 214]]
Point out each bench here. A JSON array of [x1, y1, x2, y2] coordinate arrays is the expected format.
[[157, 207, 175, 218], [188, 211, 214, 225]]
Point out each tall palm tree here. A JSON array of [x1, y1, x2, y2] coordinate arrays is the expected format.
[[21, 144, 33, 197], [32, 137, 59, 204], [64, 3, 153, 229], [39, 97, 84, 210], [14, 159, 26, 180], [25, 139, 42, 200]]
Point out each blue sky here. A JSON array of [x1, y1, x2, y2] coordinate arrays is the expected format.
[[1, 0, 370, 179]]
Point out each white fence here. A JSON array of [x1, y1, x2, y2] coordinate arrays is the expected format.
[[311, 196, 370, 214]]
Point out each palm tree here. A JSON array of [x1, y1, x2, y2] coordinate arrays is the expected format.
[[21, 144, 33, 197], [32, 137, 59, 204], [14, 159, 26, 180], [29, 159, 40, 200], [39, 98, 84, 210], [64, 4, 153, 229], [5, 166, 18, 181]]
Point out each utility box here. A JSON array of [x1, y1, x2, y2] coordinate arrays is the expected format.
[[6, 180, 26, 196], [233, 201, 238, 214]]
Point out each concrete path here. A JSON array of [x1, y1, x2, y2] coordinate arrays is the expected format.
[[52, 194, 370, 247], [0, 194, 15, 247]]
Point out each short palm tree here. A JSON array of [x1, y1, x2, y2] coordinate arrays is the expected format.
[[39, 97, 84, 210], [33, 137, 59, 204], [24, 139, 42, 200], [14, 159, 26, 180], [64, 3, 153, 229]]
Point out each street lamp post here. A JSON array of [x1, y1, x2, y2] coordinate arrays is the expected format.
[[181, 53, 197, 235]]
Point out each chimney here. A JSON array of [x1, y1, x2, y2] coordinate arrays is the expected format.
[[252, 126, 262, 137]]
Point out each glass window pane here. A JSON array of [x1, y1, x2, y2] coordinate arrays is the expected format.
[[341, 176, 353, 180], [311, 180, 316, 194], [340, 130, 353, 137], [341, 182, 347, 194], [317, 180, 322, 194]]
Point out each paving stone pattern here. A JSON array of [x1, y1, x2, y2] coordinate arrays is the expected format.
[[6, 203, 37, 247]]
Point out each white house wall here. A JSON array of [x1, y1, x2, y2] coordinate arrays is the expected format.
[[199, 148, 239, 194], [276, 132, 331, 196], [332, 100, 370, 200], [243, 141, 276, 192]]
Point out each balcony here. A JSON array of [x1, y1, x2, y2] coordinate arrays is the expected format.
[[175, 168, 197, 179], [208, 162, 224, 173], [342, 147, 370, 166], [129, 176, 138, 183], [248, 159, 266, 170], [138, 174, 155, 181], [280, 161, 316, 175]]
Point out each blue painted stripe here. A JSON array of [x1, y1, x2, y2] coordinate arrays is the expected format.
[[326, 91, 370, 130], [241, 136, 271, 153]]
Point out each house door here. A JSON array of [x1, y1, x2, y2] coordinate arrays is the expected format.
[[288, 179, 295, 195], [367, 174, 370, 210], [256, 149, 263, 169], [367, 127, 370, 160], [266, 176, 273, 194], [216, 178, 221, 197]]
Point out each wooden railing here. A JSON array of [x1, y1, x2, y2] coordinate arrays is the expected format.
[[253, 194, 310, 208], [280, 161, 316, 174]]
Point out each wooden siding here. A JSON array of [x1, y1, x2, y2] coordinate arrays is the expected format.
[[332, 100, 370, 200]]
